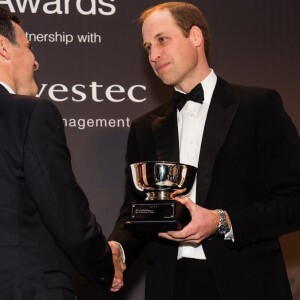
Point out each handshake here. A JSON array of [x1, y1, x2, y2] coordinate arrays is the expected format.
[[108, 241, 127, 292]]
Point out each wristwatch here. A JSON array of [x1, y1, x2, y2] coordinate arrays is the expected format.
[[214, 209, 230, 236]]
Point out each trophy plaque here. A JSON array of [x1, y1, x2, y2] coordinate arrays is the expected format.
[[124, 161, 197, 233]]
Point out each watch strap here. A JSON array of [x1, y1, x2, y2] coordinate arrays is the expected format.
[[214, 209, 230, 236]]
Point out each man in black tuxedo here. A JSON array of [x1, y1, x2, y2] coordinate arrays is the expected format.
[[0, 7, 125, 299], [109, 2, 300, 300]]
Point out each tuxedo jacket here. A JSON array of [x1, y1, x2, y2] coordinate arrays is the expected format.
[[0, 85, 114, 300], [110, 77, 300, 300]]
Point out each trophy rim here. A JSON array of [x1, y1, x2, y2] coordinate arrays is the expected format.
[[130, 161, 198, 171]]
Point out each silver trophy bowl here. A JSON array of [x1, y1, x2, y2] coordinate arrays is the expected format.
[[130, 161, 197, 201]]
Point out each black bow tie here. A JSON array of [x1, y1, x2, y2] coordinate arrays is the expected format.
[[173, 83, 204, 111]]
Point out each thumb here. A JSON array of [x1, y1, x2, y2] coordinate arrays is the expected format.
[[174, 196, 194, 211]]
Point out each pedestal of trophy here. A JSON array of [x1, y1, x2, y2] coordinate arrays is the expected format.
[[124, 199, 190, 232]]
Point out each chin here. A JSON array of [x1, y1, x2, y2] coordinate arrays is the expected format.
[[160, 77, 176, 86]]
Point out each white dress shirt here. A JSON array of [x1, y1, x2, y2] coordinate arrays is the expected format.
[[177, 69, 217, 260]]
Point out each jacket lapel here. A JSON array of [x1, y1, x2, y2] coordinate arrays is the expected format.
[[196, 78, 240, 205], [0, 84, 11, 96], [150, 103, 179, 163]]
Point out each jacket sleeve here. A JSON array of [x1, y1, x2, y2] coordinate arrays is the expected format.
[[109, 120, 150, 267], [23, 99, 114, 289], [227, 90, 300, 248]]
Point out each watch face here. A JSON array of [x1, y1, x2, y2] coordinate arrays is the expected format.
[[218, 224, 230, 235]]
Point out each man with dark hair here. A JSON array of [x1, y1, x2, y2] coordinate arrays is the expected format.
[[0, 7, 125, 299], [0, 7, 20, 43], [109, 2, 300, 300]]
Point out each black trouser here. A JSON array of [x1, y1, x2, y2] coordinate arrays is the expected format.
[[174, 258, 221, 300]]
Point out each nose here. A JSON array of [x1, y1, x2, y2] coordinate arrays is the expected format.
[[34, 60, 39, 71], [149, 47, 160, 62]]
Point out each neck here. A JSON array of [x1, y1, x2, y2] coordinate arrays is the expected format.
[[176, 65, 211, 93]]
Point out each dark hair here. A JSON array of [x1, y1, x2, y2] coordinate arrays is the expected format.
[[0, 7, 20, 45], [140, 2, 210, 59]]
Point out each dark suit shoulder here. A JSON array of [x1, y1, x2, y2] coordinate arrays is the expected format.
[[0, 93, 58, 115], [15, 96, 62, 122], [29, 97, 63, 120], [230, 82, 281, 105], [0, 94, 64, 144], [0, 93, 35, 110], [227, 83, 289, 130]]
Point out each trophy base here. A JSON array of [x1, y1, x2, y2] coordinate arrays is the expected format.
[[124, 200, 190, 233]]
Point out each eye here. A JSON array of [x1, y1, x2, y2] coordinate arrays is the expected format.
[[28, 43, 33, 51], [158, 36, 166, 43], [144, 45, 151, 53]]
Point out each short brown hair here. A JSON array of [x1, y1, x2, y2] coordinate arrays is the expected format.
[[140, 2, 209, 58]]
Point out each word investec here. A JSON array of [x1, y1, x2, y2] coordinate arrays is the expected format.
[[37, 82, 147, 103]]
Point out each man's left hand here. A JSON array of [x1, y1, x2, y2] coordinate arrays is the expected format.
[[158, 196, 219, 244]]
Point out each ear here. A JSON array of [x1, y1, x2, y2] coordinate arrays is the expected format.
[[189, 25, 203, 47], [0, 36, 11, 60]]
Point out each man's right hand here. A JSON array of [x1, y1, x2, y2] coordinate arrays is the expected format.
[[108, 241, 126, 292]]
